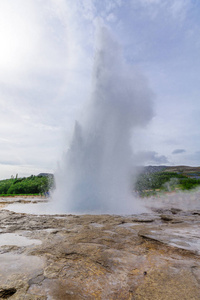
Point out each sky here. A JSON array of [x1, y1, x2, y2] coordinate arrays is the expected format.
[[0, 0, 200, 179]]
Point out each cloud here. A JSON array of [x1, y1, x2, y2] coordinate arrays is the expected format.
[[170, 0, 190, 20], [135, 0, 190, 15], [0, 1, 69, 87], [137, 151, 169, 164], [172, 149, 186, 155], [0, 161, 22, 166], [185, 151, 200, 166], [131, 0, 191, 23], [0, 0, 199, 179], [0, 0, 95, 179]]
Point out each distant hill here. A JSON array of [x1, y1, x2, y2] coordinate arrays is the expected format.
[[142, 165, 200, 179], [142, 166, 167, 174], [38, 173, 54, 177], [37, 167, 200, 179]]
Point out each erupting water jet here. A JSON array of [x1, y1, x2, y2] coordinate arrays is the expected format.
[[52, 27, 154, 214]]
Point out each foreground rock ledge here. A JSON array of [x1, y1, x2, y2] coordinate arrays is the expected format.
[[0, 207, 200, 299]]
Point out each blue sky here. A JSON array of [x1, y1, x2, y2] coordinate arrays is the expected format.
[[0, 0, 200, 179]]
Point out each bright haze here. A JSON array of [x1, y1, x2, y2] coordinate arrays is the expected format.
[[0, 0, 200, 179]]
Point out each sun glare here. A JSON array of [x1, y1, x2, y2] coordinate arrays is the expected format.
[[0, 2, 39, 74]]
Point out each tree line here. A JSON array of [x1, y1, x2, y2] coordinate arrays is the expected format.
[[0, 175, 54, 196]]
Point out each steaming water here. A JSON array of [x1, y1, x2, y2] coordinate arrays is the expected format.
[[52, 28, 154, 214]]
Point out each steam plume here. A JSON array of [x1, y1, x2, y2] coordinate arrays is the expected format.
[[52, 28, 154, 214]]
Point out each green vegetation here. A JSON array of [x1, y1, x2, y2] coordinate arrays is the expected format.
[[135, 171, 200, 197], [0, 175, 54, 196], [1, 169, 200, 198], [179, 178, 200, 190]]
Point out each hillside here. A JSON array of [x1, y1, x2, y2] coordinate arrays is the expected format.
[[143, 165, 200, 178], [137, 166, 200, 196], [164, 166, 200, 178]]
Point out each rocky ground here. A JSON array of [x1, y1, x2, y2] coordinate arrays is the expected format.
[[0, 196, 200, 299]]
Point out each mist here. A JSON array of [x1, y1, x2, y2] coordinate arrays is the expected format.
[[52, 27, 154, 214]]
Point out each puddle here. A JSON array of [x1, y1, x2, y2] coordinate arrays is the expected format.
[[5, 202, 77, 215], [38, 228, 58, 233], [5, 202, 55, 215], [168, 238, 200, 254], [0, 252, 44, 284], [165, 226, 200, 238], [143, 224, 200, 255], [165, 226, 200, 254], [90, 223, 104, 228], [117, 223, 138, 228], [103, 230, 117, 235], [0, 233, 42, 247]]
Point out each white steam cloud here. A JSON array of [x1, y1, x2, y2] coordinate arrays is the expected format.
[[52, 27, 154, 214]]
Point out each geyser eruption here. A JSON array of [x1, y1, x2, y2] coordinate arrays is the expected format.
[[53, 28, 154, 214]]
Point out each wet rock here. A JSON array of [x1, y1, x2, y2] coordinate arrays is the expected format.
[[0, 288, 16, 298], [192, 210, 200, 215], [28, 275, 45, 285], [132, 218, 154, 223], [139, 223, 200, 255], [0, 199, 200, 299], [170, 208, 182, 214], [160, 214, 174, 221]]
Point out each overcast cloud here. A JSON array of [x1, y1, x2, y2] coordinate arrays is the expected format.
[[172, 149, 186, 155], [0, 0, 200, 179]]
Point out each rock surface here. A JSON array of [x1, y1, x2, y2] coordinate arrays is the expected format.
[[0, 198, 200, 299]]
